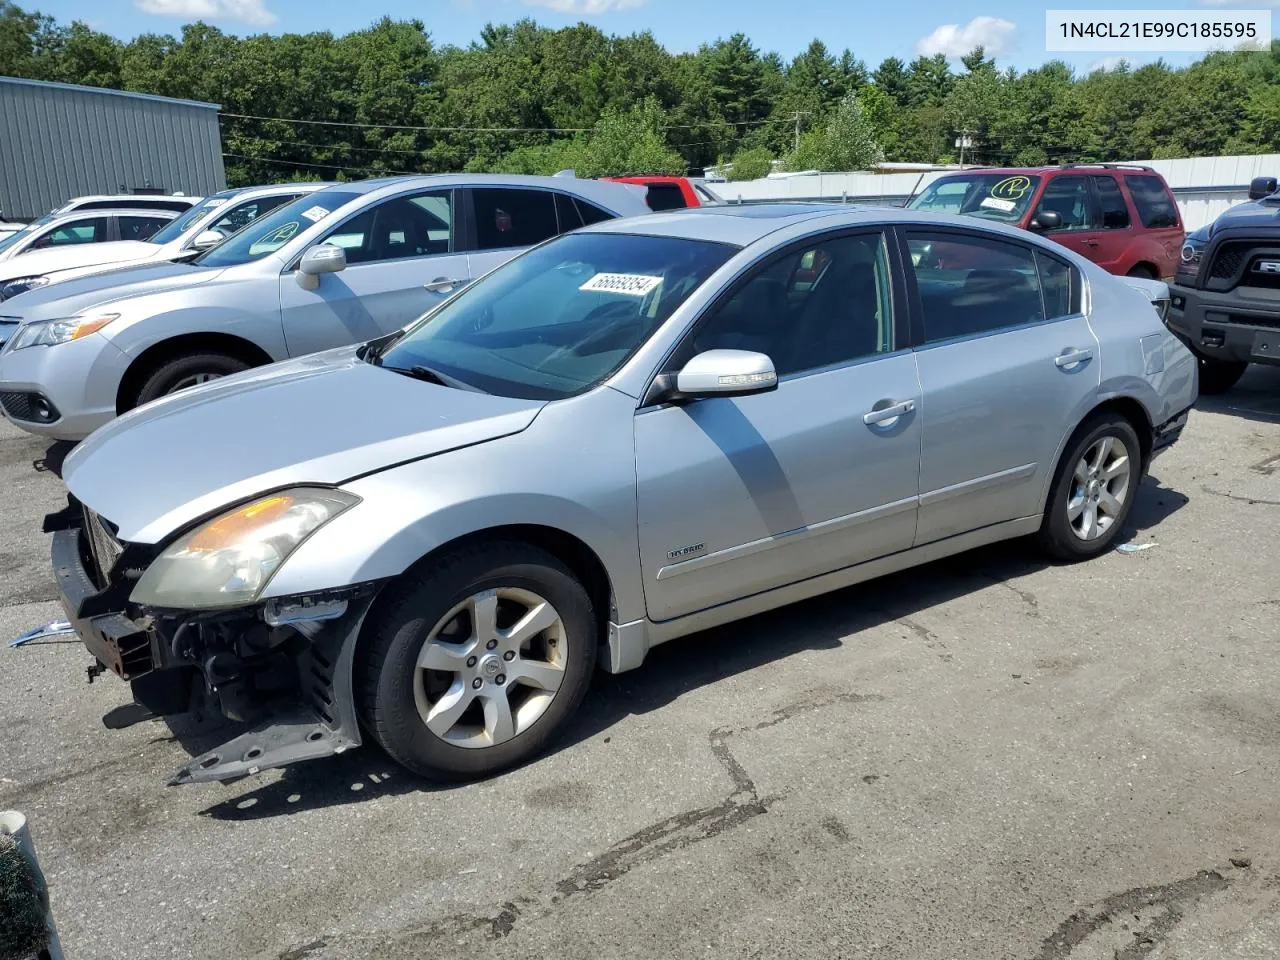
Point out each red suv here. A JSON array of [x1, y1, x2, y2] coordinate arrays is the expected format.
[[907, 164, 1184, 280], [602, 175, 721, 211]]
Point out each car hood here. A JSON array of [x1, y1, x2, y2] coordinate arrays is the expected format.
[[0, 241, 160, 285], [63, 347, 546, 544], [1208, 197, 1280, 236], [5, 260, 221, 320]]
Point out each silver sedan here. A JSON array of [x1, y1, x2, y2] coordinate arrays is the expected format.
[[38, 202, 1197, 786]]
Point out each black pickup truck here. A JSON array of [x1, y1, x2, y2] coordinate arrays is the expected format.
[[1167, 175, 1280, 393]]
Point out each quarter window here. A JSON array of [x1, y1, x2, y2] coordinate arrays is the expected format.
[[1033, 176, 1094, 231], [473, 188, 558, 249], [1036, 250, 1082, 318], [907, 232, 1050, 342], [688, 232, 895, 378], [1126, 175, 1179, 228], [1093, 176, 1130, 229], [322, 190, 453, 265]]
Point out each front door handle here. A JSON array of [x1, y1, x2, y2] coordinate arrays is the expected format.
[[863, 399, 915, 425], [1054, 348, 1094, 368], [424, 277, 467, 293]]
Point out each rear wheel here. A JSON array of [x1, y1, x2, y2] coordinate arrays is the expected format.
[[1038, 413, 1141, 561], [132, 352, 249, 407], [357, 542, 597, 781], [1195, 354, 1247, 395]]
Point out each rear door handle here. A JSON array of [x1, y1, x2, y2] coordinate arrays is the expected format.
[[424, 277, 467, 293], [863, 399, 915, 425], [1054, 348, 1094, 368]]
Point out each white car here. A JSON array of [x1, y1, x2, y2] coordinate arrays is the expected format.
[[0, 207, 179, 262], [0, 183, 327, 302]]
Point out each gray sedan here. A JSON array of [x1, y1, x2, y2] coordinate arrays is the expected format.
[[0, 173, 650, 439], [38, 203, 1197, 786]]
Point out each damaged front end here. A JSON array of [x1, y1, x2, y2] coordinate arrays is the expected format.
[[41, 495, 381, 786]]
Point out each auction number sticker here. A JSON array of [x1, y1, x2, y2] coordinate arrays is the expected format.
[[580, 273, 663, 297], [300, 205, 331, 224], [990, 176, 1032, 200], [980, 196, 1017, 213]]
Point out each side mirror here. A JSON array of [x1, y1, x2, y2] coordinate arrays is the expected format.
[[671, 349, 777, 400], [1248, 176, 1277, 201], [1029, 210, 1062, 231], [296, 243, 346, 290], [190, 229, 223, 251]]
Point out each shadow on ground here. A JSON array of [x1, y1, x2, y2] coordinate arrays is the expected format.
[[1196, 364, 1280, 425], [197, 472, 1188, 821]]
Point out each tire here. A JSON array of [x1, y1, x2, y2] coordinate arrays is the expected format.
[[1037, 413, 1142, 562], [357, 541, 598, 782], [1195, 354, 1247, 396], [132, 352, 250, 407], [1125, 264, 1156, 279]]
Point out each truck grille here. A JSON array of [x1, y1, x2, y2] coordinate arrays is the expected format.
[[1207, 242, 1280, 291], [82, 507, 124, 588]]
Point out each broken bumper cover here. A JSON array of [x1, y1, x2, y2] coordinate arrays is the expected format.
[[46, 502, 372, 786]]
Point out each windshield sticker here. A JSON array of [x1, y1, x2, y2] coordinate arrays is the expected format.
[[980, 196, 1017, 212], [300, 205, 331, 224], [579, 273, 663, 297], [990, 176, 1032, 200], [204, 198, 228, 209]]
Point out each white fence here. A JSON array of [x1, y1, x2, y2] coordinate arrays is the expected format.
[[708, 154, 1280, 231]]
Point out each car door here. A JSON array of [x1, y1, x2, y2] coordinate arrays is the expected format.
[[1087, 174, 1135, 274], [464, 187, 566, 284], [1031, 175, 1103, 264], [903, 227, 1098, 545], [634, 228, 922, 623], [277, 188, 466, 357]]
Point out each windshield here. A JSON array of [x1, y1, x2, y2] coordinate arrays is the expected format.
[[0, 214, 55, 255], [148, 191, 238, 245], [908, 174, 1042, 223], [375, 232, 737, 400], [194, 191, 361, 268]]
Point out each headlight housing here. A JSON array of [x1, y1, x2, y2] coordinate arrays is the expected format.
[[1178, 238, 1205, 281], [7, 313, 118, 350], [130, 487, 360, 610], [0, 275, 49, 301]]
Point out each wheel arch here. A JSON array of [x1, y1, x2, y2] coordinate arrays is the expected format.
[[116, 332, 275, 413], [1037, 392, 1155, 516]]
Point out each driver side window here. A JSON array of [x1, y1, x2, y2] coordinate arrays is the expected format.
[[1033, 176, 1094, 232], [686, 232, 896, 378], [322, 190, 454, 266]]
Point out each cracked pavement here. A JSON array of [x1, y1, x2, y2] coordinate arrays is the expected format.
[[1, 365, 1279, 959]]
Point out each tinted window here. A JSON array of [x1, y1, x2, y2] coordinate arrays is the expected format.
[[323, 191, 453, 266], [907, 232, 1045, 342], [1093, 176, 1130, 229], [1127, 175, 1179, 228], [118, 215, 171, 241], [34, 217, 107, 247], [555, 192, 584, 232], [1036, 250, 1081, 318], [575, 197, 613, 226], [473, 188, 558, 249], [1034, 176, 1094, 231], [690, 232, 895, 377], [375, 232, 735, 400], [645, 183, 687, 211]]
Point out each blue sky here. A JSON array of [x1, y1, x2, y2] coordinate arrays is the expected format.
[[31, 0, 1279, 74]]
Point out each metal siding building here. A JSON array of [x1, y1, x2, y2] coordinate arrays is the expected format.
[[0, 76, 226, 220]]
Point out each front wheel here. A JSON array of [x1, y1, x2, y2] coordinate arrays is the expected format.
[[357, 542, 597, 781], [1038, 414, 1142, 561], [1195, 354, 1248, 395], [133, 352, 250, 407]]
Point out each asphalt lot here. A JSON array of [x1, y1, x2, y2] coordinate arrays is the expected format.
[[2, 367, 1280, 960]]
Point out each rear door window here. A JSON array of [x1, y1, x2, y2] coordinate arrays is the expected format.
[[472, 188, 558, 250], [1126, 175, 1180, 228], [1092, 176, 1131, 229], [118, 215, 172, 241]]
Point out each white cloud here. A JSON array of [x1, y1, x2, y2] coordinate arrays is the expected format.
[[916, 16, 1017, 59], [518, 0, 649, 13], [1199, 0, 1280, 7], [1089, 55, 1127, 72], [135, 0, 277, 27]]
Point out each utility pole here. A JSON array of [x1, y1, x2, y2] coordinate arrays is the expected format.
[[794, 111, 802, 153], [957, 128, 970, 168]]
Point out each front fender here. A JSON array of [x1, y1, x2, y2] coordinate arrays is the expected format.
[[261, 389, 647, 623], [105, 302, 287, 361]]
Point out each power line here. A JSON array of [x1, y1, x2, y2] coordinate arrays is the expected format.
[[221, 152, 418, 176], [219, 111, 792, 133]]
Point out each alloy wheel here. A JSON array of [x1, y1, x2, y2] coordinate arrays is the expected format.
[[1067, 435, 1131, 541]]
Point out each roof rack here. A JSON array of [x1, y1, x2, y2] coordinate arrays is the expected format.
[[1059, 162, 1154, 172]]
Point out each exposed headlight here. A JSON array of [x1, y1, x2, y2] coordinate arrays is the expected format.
[[130, 487, 359, 610], [6, 313, 119, 350], [1178, 239, 1205, 280], [0, 276, 49, 301]]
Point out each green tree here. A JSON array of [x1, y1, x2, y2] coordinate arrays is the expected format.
[[726, 145, 773, 180], [786, 92, 883, 171]]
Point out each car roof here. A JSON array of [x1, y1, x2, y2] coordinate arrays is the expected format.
[[214, 182, 334, 201], [943, 164, 1163, 178], [43, 206, 181, 222], [60, 194, 199, 207], [310, 173, 649, 212]]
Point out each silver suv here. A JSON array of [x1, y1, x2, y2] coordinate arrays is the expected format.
[[0, 174, 649, 439]]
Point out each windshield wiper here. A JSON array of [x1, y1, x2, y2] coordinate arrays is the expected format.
[[381, 363, 482, 392]]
